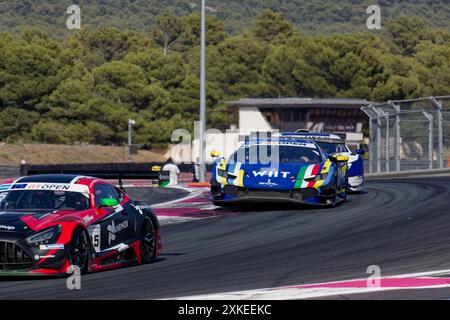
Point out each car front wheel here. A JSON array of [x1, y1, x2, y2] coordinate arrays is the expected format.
[[68, 228, 90, 274], [140, 217, 156, 263]]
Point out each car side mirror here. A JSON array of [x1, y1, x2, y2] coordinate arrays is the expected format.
[[98, 198, 119, 208], [210, 150, 221, 158], [330, 154, 349, 163], [355, 149, 366, 155]]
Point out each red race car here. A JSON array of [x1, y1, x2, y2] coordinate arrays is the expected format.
[[0, 174, 161, 276]]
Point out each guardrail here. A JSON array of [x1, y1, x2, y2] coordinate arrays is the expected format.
[[0, 165, 21, 178], [21, 162, 212, 175], [366, 168, 450, 180]]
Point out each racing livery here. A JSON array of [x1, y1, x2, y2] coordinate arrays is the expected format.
[[210, 137, 349, 206], [281, 132, 366, 192], [0, 174, 161, 276]]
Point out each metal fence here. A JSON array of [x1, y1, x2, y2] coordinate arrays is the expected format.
[[0, 165, 20, 178], [361, 96, 450, 173]]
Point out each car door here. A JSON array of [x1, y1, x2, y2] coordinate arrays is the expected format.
[[89, 183, 135, 252]]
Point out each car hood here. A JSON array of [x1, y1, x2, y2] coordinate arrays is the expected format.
[[0, 211, 48, 233], [0, 209, 87, 233], [0, 210, 50, 224], [222, 162, 326, 190]]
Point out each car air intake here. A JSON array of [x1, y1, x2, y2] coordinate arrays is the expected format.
[[0, 241, 33, 271]]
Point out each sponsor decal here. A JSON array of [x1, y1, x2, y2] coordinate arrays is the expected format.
[[259, 141, 317, 148], [5, 183, 90, 194], [34, 254, 56, 260], [83, 215, 94, 224], [0, 224, 15, 231], [0, 184, 11, 191], [11, 184, 27, 189], [39, 244, 65, 250], [27, 184, 70, 190], [253, 171, 290, 178], [258, 179, 278, 187], [130, 203, 144, 215], [107, 220, 129, 245]]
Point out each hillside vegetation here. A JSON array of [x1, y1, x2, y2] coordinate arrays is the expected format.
[[0, 9, 449, 147], [0, 0, 449, 36], [0, 144, 166, 165]]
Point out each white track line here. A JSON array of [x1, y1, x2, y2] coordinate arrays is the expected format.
[[151, 186, 206, 208], [166, 269, 450, 300]]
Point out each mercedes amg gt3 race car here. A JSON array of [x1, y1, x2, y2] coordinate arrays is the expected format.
[[210, 136, 349, 207], [0, 174, 161, 276], [281, 131, 366, 192]]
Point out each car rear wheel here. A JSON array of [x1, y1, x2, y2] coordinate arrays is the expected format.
[[68, 228, 90, 274], [140, 217, 156, 264]]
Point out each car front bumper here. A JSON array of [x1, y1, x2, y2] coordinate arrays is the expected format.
[[0, 234, 69, 276], [212, 185, 342, 206], [348, 175, 365, 192]]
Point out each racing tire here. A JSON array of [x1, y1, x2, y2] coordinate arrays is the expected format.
[[68, 228, 90, 274], [140, 217, 156, 264], [341, 171, 349, 203], [327, 174, 339, 208]]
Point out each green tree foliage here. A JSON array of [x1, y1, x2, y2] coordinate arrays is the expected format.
[[1, 0, 449, 36], [253, 9, 298, 42], [152, 14, 183, 55], [0, 11, 449, 146]]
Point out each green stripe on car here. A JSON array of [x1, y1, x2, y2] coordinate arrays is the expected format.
[[294, 166, 307, 189]]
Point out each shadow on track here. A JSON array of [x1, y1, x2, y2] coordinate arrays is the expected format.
[[227, 201, 347, 212]]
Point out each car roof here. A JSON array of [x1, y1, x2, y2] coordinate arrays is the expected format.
[[245, 137, 318, 145], [15, 174, 98, 185], [279, 132, 345, 144], [281, 132, 342, 139]]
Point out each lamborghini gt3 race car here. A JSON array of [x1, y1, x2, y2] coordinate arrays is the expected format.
[[210, 136, 349, 207], [281, 132, 366, 192], [0, 174, 161, 276]]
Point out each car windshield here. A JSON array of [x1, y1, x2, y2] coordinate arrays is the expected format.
[[0, 190, 90, 211], [230, 143, 323, 164], [316, 141, 349, 154]]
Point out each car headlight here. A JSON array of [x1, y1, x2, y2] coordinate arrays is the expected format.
[[27, 225, 61, 245], [314, 172, 328, 181], [218, 169, 228, 178], [305, 172, 329, 182]]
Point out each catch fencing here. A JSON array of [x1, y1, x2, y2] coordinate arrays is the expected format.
[[361, 96, 450, 173]]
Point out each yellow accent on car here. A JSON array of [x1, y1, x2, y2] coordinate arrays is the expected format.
[[236, 170, 244, 187], [210, 150, 221, 158], [218, 158, 228, 185], [336, 155, 349, 162], [313, 180, 324, 189], [321, 160, 331, 173], [312, 161, 331, 189]]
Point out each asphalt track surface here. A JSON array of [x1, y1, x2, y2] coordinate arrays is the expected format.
[[0, 177, 449, 299]]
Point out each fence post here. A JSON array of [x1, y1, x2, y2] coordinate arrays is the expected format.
[[430, 97, 444, 169], [376, 111, 382, 173], [361, 104, 381, 174], [385, 113, 390, 172], [373, 108, 389, 172], [422, 111, 434, 170], [368, 117, 374, 173], [388, 101, 401, 172]]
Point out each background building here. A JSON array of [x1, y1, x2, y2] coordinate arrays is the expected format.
[[186, 98, 373, 163], [227, 98, 373, 143]]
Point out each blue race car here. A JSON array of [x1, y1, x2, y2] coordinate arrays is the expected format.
[[280, 131, 366, 192], [210, 136, 349, 207]]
